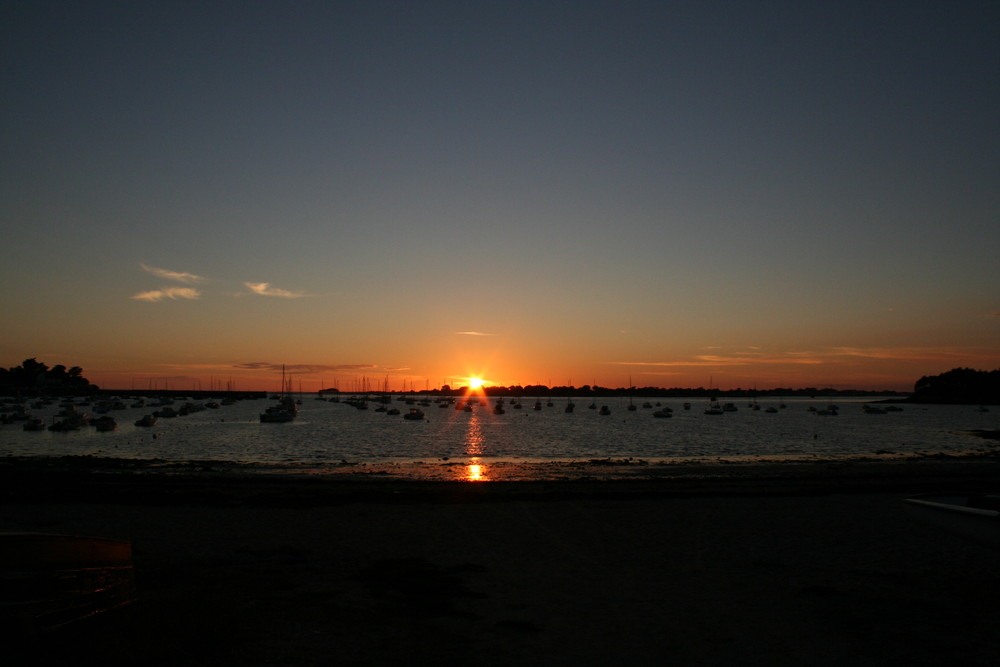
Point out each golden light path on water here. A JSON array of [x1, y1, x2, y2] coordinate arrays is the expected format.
[[462, 392, 488, 482]]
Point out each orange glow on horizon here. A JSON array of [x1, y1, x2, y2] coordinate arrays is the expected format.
[[74, 344, 987, 394], [83, 365, 925, 394]]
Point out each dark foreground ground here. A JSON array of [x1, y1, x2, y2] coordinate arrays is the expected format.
[[2, 458, 999, 666]]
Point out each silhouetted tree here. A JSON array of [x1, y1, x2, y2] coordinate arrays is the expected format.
[[911, 368, 1000, 404], [0, 358, 97, 394]]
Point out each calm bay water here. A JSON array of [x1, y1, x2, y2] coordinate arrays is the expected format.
[[2, 395, 997, 478]]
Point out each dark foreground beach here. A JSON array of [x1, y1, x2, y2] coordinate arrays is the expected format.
[[2, 457, 999, 666]]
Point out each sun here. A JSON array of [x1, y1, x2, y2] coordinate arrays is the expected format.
[[468, 377, 485, 390]]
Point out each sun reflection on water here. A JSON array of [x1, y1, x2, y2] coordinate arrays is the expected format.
[[464, 410, 484, 456], [463, 410, 488, 481], [466, 460, 486, 481]]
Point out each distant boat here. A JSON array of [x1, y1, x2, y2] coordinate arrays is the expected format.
[[22, 417, 46, 431], [134, 414, 157, 427], [261, 365, 298, 423], [599, 405, 611, 415], [403, 408, 425, 421], [92, 416, 117, 432], [652, 406, 673, 418], [704, 401, 723, 415], [260, 399, 296, 423]]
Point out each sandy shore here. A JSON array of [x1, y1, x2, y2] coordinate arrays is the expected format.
[[2, 458, 999, 666]]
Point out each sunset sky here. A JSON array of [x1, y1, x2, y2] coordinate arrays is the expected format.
[[2, 1, 997, 393]]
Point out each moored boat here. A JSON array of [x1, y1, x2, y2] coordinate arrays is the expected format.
[[260, 397, 297, 423], [91, 415, 117, 432], [22, 417, 46, 431], [652, 406, 672, 418]]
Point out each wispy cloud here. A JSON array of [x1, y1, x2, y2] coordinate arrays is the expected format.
[[244, 282, 307, 298], [604, 356, 824, 367], [606, 345, 998, 370], [131, 287, 201, 302], [234, 362, 375, 373], [140, 263, 206, 284], [829, 347, 945, 361], [455, 331, 497, 336]]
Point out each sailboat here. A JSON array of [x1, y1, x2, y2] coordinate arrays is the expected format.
[[260, 365, 297, 423], [704, 376, 723, 415]]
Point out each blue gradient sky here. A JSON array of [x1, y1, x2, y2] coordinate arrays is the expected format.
[[2, 1, 997, 392]]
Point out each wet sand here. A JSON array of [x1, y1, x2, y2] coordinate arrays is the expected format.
[[2, 458, 999, 666]]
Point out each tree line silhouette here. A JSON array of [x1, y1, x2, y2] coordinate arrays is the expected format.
[[910, 367, 1000, 405], [0, 358, 97, 395]]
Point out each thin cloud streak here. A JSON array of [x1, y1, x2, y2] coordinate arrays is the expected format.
[[140, 263, 206, 284], [455, 331, 497, 336], [131, 287, 201, 302], [827, 346, 998, 362], [234, 362, 375, 374], [245, 282, 307, 298], [604, 356, 824, 368], [605, 345, 999, 369]]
